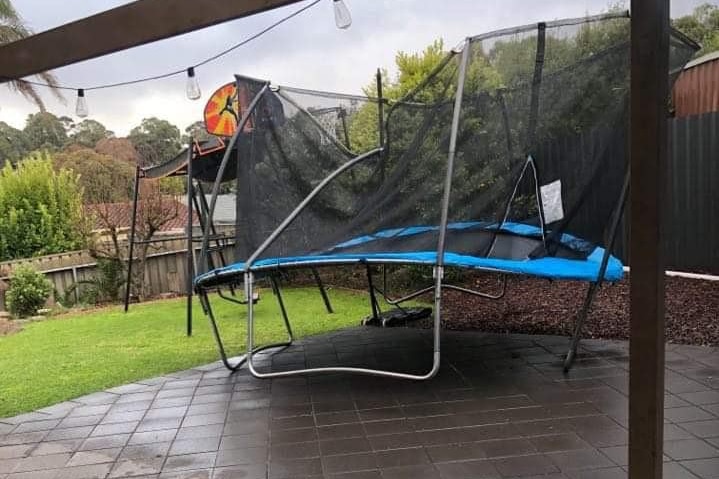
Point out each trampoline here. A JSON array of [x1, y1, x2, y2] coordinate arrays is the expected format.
[[193, 12, 698, 380]]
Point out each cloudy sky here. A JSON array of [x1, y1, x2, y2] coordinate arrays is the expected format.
[[0, 0, 705, 136]]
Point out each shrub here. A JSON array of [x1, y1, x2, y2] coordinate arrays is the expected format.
[[0, 153, 87, 262], [6, 265, 52, 318]]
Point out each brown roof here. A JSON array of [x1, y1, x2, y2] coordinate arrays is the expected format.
[[86, 197, 198, 232]]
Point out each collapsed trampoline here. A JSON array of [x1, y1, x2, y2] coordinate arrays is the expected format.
[[193, 12, 698, 379]]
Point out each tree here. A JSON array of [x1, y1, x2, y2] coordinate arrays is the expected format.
[[23, 112, 68, 151], [68, 119, 114, 148], [673, 3, 719, 56], [0, 0, 63, 110], [0, 153, 87, 261], [0, 121, 29, 167], [128, 117, 182, 167], [53, 147, 134, 204], [182, 120, 214, 144]]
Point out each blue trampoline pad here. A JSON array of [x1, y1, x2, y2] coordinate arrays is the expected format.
[[194, 246, 623, 289]]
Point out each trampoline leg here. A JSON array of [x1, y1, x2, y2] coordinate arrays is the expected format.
[[270, 275, 294, 342], [244, 266, 442, 381], [201, 292, 243, 372], [563, 282, 599, 372], [311, 268, 333, 314], [202, 276, 294, 373]]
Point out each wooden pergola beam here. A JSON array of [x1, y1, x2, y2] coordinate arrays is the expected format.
[[629, 0, 669, 478], [0, 0, 304, 81]]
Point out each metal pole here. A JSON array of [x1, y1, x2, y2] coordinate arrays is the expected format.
[[629, 1, 669, 478], [185, 143, 193, 336], [123, 165, 141, 312], [433, 38, 472, 372], [376, 68, 386, 176]]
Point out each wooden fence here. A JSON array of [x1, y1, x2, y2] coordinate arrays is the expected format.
[[0, 239, 235, 310]]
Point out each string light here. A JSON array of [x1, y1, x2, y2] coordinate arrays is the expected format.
[[186, 67, 201, 100], [75, 89, 88, 117], [4, 0, 353, 114], [332, 0, 352, 29]]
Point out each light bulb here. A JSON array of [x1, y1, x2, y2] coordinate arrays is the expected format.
[[75, 89, 88, 118], [333, 0, 351, 29], [186, 67, 201, 100]]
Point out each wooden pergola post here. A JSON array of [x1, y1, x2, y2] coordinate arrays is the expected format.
[[629, 0, 669, 478]]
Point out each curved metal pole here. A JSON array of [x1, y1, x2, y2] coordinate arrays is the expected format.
[[198, 83, 270, 276], [245, 147, 383, 269]]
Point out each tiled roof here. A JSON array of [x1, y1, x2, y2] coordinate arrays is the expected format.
[[86, 197, 198, 232]]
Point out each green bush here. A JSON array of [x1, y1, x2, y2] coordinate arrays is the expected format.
[[6, 265, 52, 318], [0, 153, 87, 261]]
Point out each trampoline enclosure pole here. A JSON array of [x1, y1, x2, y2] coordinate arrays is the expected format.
[[433, 38, 471, 369], [123, 165, 141, 312]]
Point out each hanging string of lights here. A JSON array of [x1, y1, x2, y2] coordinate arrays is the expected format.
[[17, 0, 352, 118]]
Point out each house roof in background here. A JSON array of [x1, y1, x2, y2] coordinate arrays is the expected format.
[[86, 197, 198, 232]]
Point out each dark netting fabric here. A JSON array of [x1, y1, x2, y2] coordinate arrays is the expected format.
[[199, 13, 697, 279]]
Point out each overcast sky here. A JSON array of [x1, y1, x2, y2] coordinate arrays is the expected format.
[[0, 0, 706, 136]]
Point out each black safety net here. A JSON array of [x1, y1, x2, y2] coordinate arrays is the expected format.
[[198, 12, 697, 281]]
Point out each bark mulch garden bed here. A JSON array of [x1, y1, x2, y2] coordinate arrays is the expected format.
[[309, 267, 718, 346], [439, 273, 719, 346]]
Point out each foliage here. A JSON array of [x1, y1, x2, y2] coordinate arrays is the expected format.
[[0, 153, 87, 261], [53, 147, 135, 204], [0, 288, 380, 416], [5, 265, 52, 318], [673, 3, 719, 56], [128, 117, 182, 167], [0, 0, 63, 110], [68, 119, 115, 148], [0, 121, 30, 167], [182, 120, 214, 143], [23, 112, 68, 151]]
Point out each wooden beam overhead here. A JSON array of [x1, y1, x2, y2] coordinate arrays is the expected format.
[[629, 0, 670, 478], [0, 0, 304, 82]]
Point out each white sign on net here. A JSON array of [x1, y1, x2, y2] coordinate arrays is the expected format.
[[540, 179, 564, 224]]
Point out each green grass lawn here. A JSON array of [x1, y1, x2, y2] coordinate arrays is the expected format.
[[0, 287, 373, 418]]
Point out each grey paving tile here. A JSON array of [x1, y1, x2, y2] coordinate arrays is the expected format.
[[680, 420, 719, 439], [11, 420, 60, 434], [492, 454, 560, 477], [54, 462, 113, 479], [118, 442, 171, 462], [664, 439, 719, 461], [379, 464, 440, 479], [79, 434, 131, 451], [679, 457, 719, 478], [45, 427, 93, 442], [108, 458, 164, 478], [212, 464, 267, 479], [0, 446, 33, 460], [66, 447, 122, 467], [128, 430, 177, 446], [214, 447, 267, 467], [12, 452, 70, 472], [161, 452, 216, 473], [168, 437, 220, 456], [547, 449, 616, 471]]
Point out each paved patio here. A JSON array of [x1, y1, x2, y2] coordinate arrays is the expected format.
[[1, 327, 718, 479]]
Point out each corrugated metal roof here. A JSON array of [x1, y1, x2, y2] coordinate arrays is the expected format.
[[684, 50, 719, 70]]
